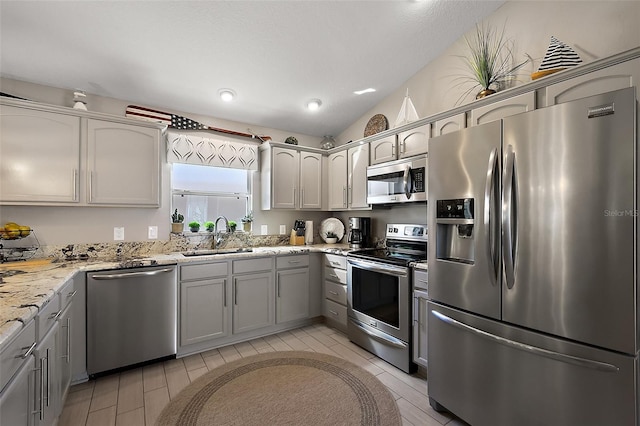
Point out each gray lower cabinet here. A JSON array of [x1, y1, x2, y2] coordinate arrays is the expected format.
[[35, 324, 59, 426], [413, 269, 428, 369], [0, 353, 35, 426], [322, 253, 348, 332], [233, 271, 275, 334], [276, 254, 310, 324], [179, 262, 229, 347]]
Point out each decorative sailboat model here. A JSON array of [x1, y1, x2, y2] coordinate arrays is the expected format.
[[394, 89, 420, 128], [531, 36, 582, 80]]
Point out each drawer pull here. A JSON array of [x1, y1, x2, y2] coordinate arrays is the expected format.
[[328, 291, 339, 296], [330, 261, 341, 266], [67, 290, 78, 299], [329, 310, 339, 316], [329, 274, 339, 279], [49, 310, 62, 321], [16, 341, 37, 359], [288, 260, 301, 264]]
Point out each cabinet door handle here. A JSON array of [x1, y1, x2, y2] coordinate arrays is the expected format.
[[72, 169, 78, 201], [62, 317, 71, 363], [88, 171, 93, 202], [348, 186, 352, 205], [293, 187, 296, 207], [392, 144, 396, 156], [343, 186, 347, 207], [46, 348, 51, 407], [39, 357, 45, 420], [277, 280, 280, 298], [234, 281, 238, 305], [16, 341, 37, 359], [301, 188, 304, 207], [223, 280, 227, 308]]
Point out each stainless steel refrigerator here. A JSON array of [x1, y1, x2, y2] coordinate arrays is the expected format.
[[427, 87, 638, 426]]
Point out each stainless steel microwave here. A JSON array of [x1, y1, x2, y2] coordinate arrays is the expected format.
[[367, 154, 427, 204]]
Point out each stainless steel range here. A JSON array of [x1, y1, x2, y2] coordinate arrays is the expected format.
[[347, 223, 427, 373]]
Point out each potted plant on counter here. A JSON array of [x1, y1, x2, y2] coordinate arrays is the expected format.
[[228, 221, 237, 232], [241, 212, 253, 232], [188, 221, 201, 232], [171, 209, 184, 233], [204, 221, 215, 232], [325, 231, 338, 244]]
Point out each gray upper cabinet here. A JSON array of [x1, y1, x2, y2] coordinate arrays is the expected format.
[[260, 144, 323, 210], [397, 123, 429, 158], [87, 119, 160, 206], [0, 100, 162, 207], [545, 57, 640, 106], [327, 151, 348, 209], [0, 105, 81, 204], [299, 151, 323, 209], [470, 92, 535, 126], [328, 144, 369, 210], [370, 124, 429, 165], [434, 112, 465, 136], [369, 135, 398, 165], [348, 144, 369, 209]]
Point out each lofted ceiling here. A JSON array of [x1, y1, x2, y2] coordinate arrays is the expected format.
[[0, 1, 504, 138]]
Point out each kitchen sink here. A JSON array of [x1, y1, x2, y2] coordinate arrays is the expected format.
[[181, 248, 253, 257]]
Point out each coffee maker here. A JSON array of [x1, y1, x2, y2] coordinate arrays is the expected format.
[[348, 217, 371, 249]]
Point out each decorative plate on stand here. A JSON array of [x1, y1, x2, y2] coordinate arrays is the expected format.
[[319, 218, 345, 243], [364, 114, 388, 137]]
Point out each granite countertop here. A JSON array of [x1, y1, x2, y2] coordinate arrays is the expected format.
[[0, 244, 352, 348]]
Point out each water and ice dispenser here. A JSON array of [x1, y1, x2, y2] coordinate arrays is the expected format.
[[435, 198, 475, 264]]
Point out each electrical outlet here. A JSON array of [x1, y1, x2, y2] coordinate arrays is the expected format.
[[279, 225, 286, 235], [148, 226, 158, 239], [114, 227, 125, 241], [261, 225, 268, 235]]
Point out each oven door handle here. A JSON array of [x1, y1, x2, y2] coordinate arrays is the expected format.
[[349, 318, 408, 349], [347, 258, 408, 277]]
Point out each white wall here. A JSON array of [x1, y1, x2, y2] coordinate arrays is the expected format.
[[337, 0, 640, 145]]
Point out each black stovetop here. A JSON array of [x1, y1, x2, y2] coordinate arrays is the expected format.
[[348, 246, 426, 267]]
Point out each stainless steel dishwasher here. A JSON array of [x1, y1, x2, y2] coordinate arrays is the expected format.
[[87, 265, 177, 376]]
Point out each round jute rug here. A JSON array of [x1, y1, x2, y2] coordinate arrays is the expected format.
[[155, 350, 401, 426]]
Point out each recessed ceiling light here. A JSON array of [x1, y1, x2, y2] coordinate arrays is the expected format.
[[306, 99, 322, 111], [354, 88, 376, 95], [218, 89, 236, 102]]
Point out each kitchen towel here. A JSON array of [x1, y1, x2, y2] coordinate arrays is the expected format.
[[305, 221, 313, 245]]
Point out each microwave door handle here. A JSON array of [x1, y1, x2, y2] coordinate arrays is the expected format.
[[403, 164, 411, 199]]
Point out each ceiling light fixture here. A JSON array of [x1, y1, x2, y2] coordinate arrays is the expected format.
[[354, 88, 376, 95], [306, 99, 322, 111], [219, 89, 236, 102]]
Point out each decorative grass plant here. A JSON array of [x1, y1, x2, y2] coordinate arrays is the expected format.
[[453, 22, 528, 103]]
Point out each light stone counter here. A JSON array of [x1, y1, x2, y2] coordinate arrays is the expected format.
[[0, 244, 351, 348]]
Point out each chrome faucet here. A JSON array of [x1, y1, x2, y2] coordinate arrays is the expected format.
[[214, 216, 229, 247]]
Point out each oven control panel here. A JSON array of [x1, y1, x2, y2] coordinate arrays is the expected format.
[[385, 224, 427, 241]]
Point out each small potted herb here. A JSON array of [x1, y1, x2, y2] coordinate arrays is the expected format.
[[188, 221, 200, 232], [241, 212, 253, 232], [171, 209, 184, 233], [204, 221, 215, 232], [325, 231, 338, 244], [228, 221, 237, 232]]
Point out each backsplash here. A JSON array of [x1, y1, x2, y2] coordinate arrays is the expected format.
[[40, 232, 292, 261]]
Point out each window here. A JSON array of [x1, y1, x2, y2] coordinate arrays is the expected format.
[[171, 163, 251, 228]]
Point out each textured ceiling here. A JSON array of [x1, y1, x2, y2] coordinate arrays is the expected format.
[[0, 1, 504, 137]]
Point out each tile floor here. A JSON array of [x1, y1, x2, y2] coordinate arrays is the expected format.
[[58, 323, 467, 426]]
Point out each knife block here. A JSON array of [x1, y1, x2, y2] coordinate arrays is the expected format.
[[289, 230, 305, 245]]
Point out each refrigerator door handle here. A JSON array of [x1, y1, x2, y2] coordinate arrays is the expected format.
[[484, 147, 499, 285], [502, 145, 517, 289], [432, 310, 620, 373]]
